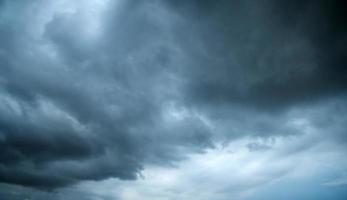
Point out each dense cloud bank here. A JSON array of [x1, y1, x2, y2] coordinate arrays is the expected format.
[[0, 0, 346, 198]]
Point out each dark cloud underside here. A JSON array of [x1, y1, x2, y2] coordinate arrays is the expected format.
[[0, 0, 346, 193]]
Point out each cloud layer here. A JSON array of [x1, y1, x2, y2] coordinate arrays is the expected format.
[[0, 0, 346, 199]]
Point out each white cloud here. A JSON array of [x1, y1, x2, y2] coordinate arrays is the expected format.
[[73, 125, 347, 200]]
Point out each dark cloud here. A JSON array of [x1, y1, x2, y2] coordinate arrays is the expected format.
[[0, 0, 346, 196], [164, 0, 347, 110], [0, 0, 212, 190]]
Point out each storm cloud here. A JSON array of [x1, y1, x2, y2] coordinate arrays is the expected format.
[[0, 0, 346, 199]]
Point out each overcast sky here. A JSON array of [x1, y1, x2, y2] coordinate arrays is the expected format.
[[0, 0, 347, 199]]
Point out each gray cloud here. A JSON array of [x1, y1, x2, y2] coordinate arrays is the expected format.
[[0, 0, 212, 190], [0, 0, 346, 199], [165, 0, 347, 110]]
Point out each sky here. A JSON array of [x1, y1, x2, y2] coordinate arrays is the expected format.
[[0, 0, 347, 199]]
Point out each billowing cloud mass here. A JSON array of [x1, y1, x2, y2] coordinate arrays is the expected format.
[[0, 0, 346, 199]]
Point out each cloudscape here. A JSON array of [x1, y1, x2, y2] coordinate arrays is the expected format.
[[0, 0, 347, 199]]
